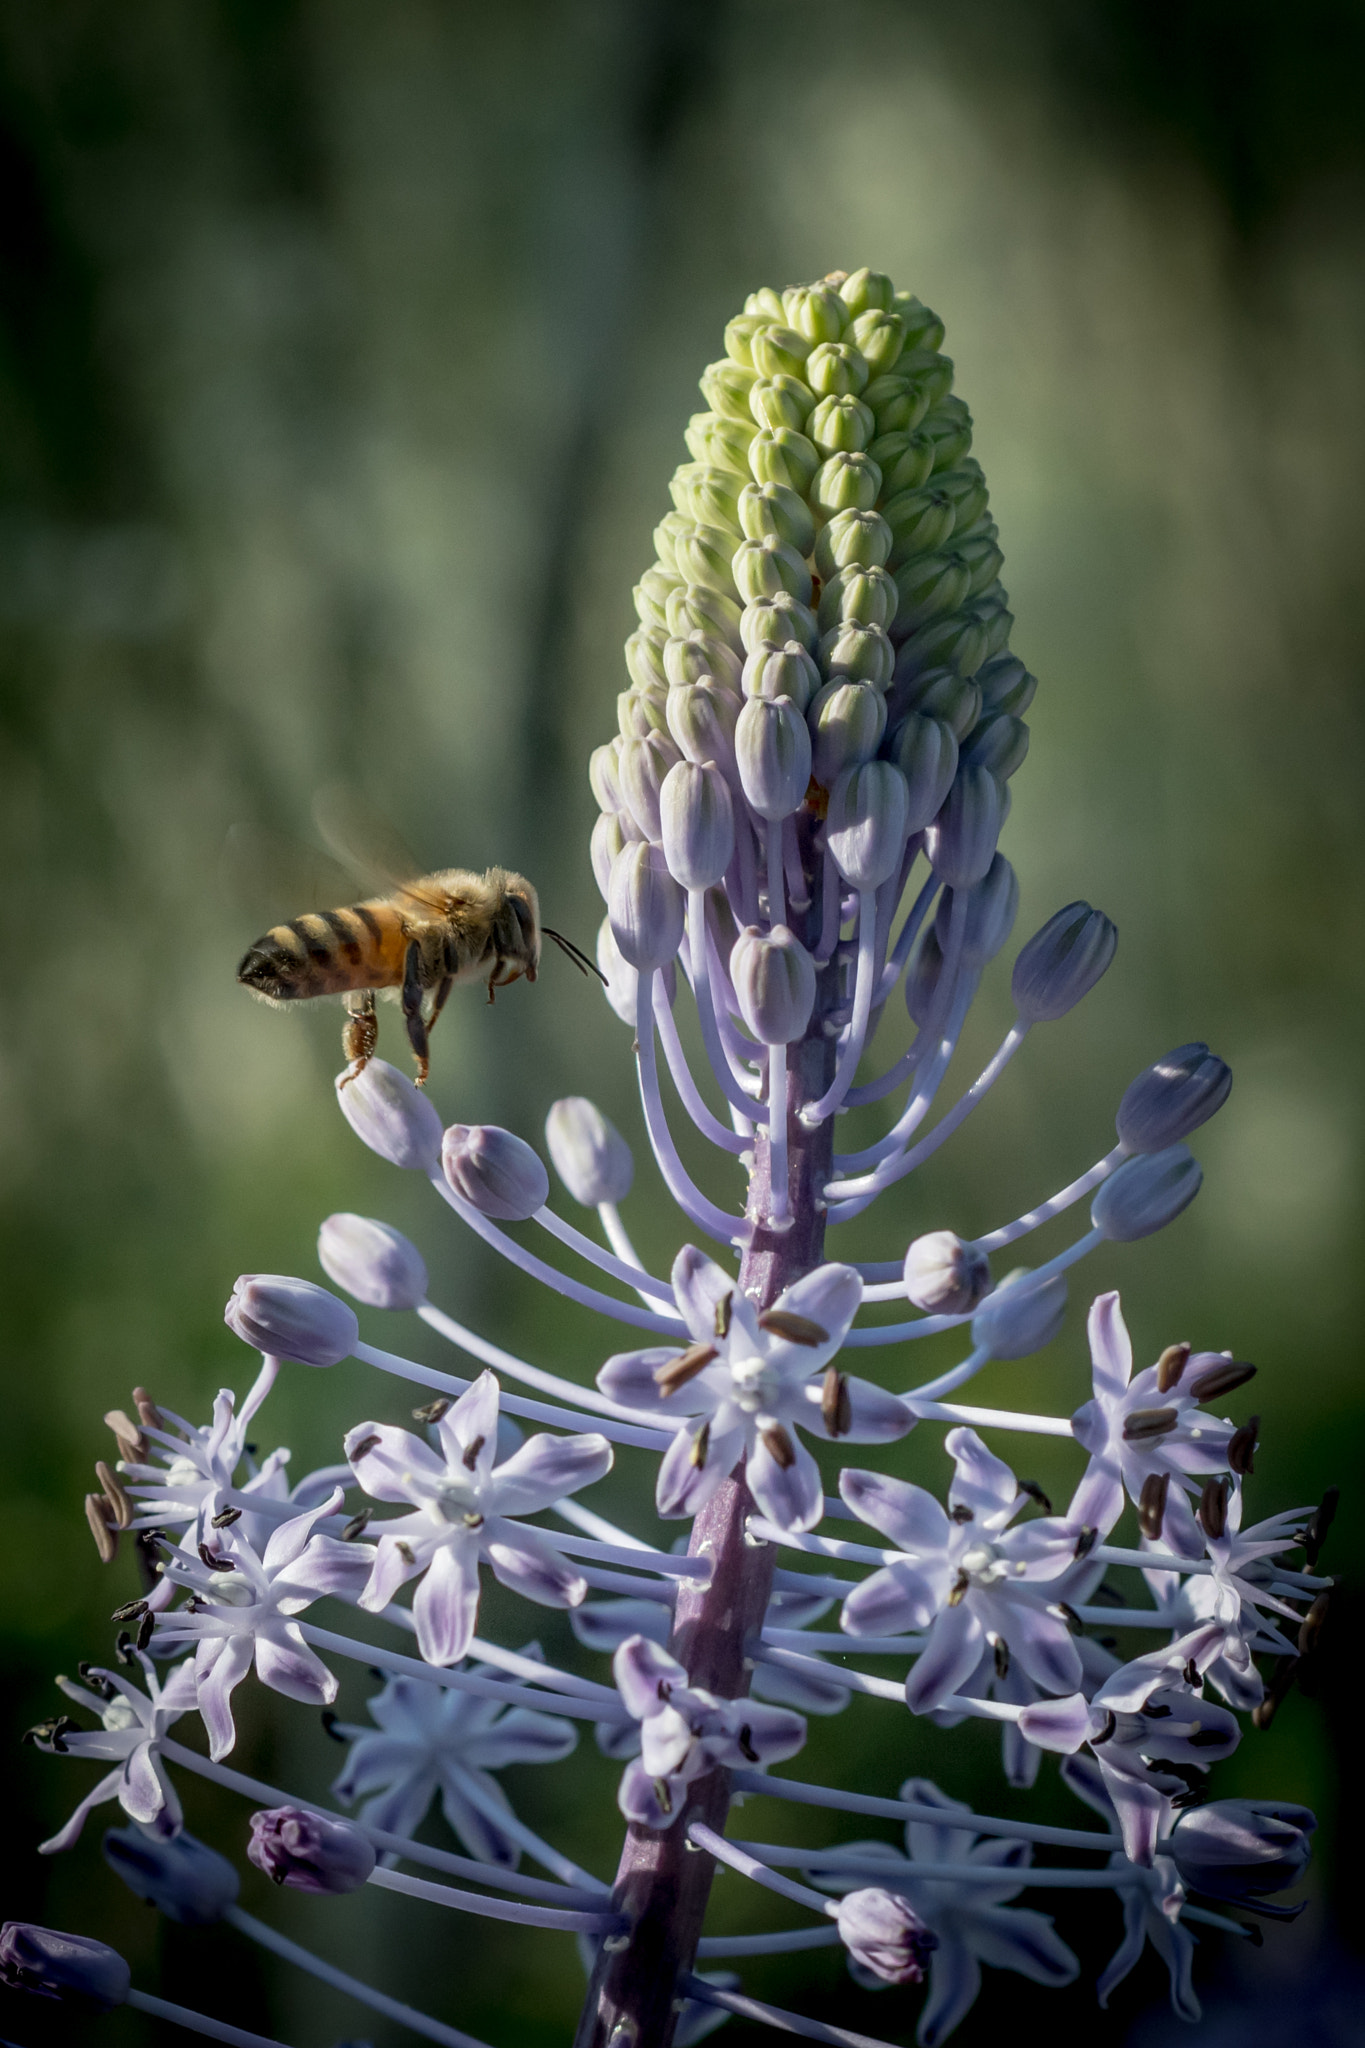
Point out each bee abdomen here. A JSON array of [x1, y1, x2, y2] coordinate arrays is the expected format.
[[238, 908, 383, 999]]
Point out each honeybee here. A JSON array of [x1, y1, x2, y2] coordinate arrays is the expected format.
[[236, 810, 602, 1084]]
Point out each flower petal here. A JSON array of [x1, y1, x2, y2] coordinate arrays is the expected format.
[[195, 1634, 255, 1761], [839, 1469, 951, 1556], [618, 1757, 686, 1829], [438, 1764, 521, 1866], [570, 1598, 670, 1655], [118, 1739, 169, 1826], [764, 1263, 863, 1373], [345, 1421, 445, 1503], [984, 1597, 1083, 1696], [943, 1428, 1018, 1527], [38, 1770, 124, 1855], [463, 1708, 577, 1770], [656, 1417, 741, 1519], [254, 1625, 338, 1706], [412, 1539, 482, 1665], [1015, 1693, 1093, 1753], [1095, 1888, 1148, 2010], [491, 1431, 614, 1517], [276, 1534, 377, 1611], [435, 1371, 501, 1483], [843, 1561, 941, 1637], [808, 1375, 912, 1444], [748, 1432, 823, 1532], [359, 1526, 430, 1613], [597, 1348, 679, 1412], [614, 1633, 688, 1719], [906, 1602, 984, 1714], [967, 1906, 1078, 1985], [261, 1488, 345, 1576], [671, 1245, 759, 1350], [917, 1936, 982, 2048], [1087, 1290, 1132, 1403], [485, 1529, 586, 1610]]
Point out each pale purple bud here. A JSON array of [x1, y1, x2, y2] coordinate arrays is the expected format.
[[663, 630, 742, 693], [1168, 1799, 1315, 1903], [924, 763, 1002, 888], [335, 1056, 444, 1171], [317, 1214, 428, 1311], [591, 809, 640, 901], [742, 638, 821, 713], [735, 695, 812, 820], [731, 925, 817, 1044], [545, 1097, 634, 1207], [598, 918, 640, 1027], [976, 652, 1037, 719], [1010, 902, 1117, 1021], [826, 762, 911, 890], [660, 760, 735, 889], [889, 711, 959, 833], [835, 1890, 937, 1986], [1116, 1042, 1232, 1153], [443, 1124, 550, 1222], [247, 1807, 375, 1895], [904, 927, 946, 1028], [1091, 1144, 1202, 1242], [972, 1268, 1068, 1359], [0, 1924, 130, 2010], [809, 679, 887, 786], [963, 711, 1029, 780], [103, 1826, 240, 1926], [588, 738, 624, 812], [813, 507, 893, 577], [934, 853, 1019, 968], [225, 1274, 357, 1368], [903, 1230, 991, 1314], [818, 621, 895, 688], [666, 679, 741, 786], [609, 841, 686, 970], [618, 730, 681, 844]]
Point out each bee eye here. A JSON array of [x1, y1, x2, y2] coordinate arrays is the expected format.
[[510, 895, 536, 943]]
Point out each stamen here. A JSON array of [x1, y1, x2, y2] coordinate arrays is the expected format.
[[1228, 1415, 1259, 1476], [110, 1599, 149, 1623], [946, 1572, 969, 1607], [1304, 1486, 1339, 1566], [351, 1433, 382, 1460], [135, 1611, 156, 1652], [654, 1343, 719, 1395], [1156, 1341, 1190, 1393], [1298, 1591, 1331, 1656], [396, 1540, 417, 1563], [413, 1398, 452, 1425], [1122, 1406, 1179, 1443], [1198, 1477, 1229, 1540], [821, 1367, 852, 1438], [84, 1493, 118, 1564], [132, 1386, 164, 1432], [1187, 1359, 1256, 1401], [761, 1424, 797, 1470], [212, 1506, 243, 1528], [1073, 1524, 1099, 1559], [716, 1291, 734, 1339], [342, 1510, 372, 1542], [199, 1544, 235, 1571], [1015, 1479, 1053, 1514], [94, 1462, 133, 1527], [1138, 1472, 1170, 1540], [993, 1638, 1010, 1679], [461, 1435, 485, 1471], [758, 1310, 830, 1346], [690, 1420, 712, 1470]]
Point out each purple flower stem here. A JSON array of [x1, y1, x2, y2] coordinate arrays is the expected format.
[[652, 975, 752, 1151], [124, 1988, 291, 2048], [414, 1304, 677, 1427], [682, 1976, 903, 2048], [686, 1821, 833, 1915], [634, 972, 750, 1246], [535, 1204, 681, 1299], [297, 1622, 636, 1722], [369, 1864, 626, 1932], [974, 1144, 1125, 1252], [727, 1770, 1121, 1853], [696, 1926, 842, 1958], [767, 818, 787, 928], [355, 1336, 673, 1451]]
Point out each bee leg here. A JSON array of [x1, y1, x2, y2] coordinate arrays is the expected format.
[[401, 940, 431, 1086], [339, 990, 378, 1088], [486, 957, 505, 1005], [425, 974, 455, 1042]]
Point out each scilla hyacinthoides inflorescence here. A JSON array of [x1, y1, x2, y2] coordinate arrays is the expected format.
[[12, 270, 1334, 2048]]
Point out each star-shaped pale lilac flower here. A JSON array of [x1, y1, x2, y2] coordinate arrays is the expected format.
[[1061, 1755, 1199, 2021], [330, 1658, 577, 1866], [1069, 1292, 1238, 1552], [611, 1634, 806, 1828], [839, 1429, 1084, 1713], [153, 1490, 375, 1760], [1155, 1482, 1321, 1711], [598, 1246, 910, 1532], [807, 1778, 1078, 2046], [345, 1371, 613, 1666], [111, 1362, 292, 1556], [33, 1653, 199, 1853]]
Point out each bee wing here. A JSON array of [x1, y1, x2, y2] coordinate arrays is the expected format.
[[220, 821, 359, 927], [310, 783, 449, 914]]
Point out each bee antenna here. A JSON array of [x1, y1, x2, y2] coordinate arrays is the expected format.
[[544, 928, 608, 985]]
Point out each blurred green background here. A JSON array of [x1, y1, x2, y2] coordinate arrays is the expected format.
[[2, 3, 1362, 2043]]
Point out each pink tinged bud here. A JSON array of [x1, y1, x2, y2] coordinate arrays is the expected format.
[[835, 1890, 937, 1986], [0, 1924, 130, 2010], [903, 1230, 991, 1314], [934, 852, 1018, 968], [1011, 901, 1117, 1021], [1116, 1041, 1232, 1152], [225, 1274, 358, 1368], [443, 1124, 550, 1222], [102, 1826, 240, 1926], [924, 763, 1002, 887], [317, 1214, 428, 1311], [971, 1268, 1068, 1359], [247, 1807, 376, 1895], [742, 638, 821, 713], [545, 1096, 634, 1207], [735, 695, 812, 820], [731, 925, 817, 1044], [336, 1056, 444, 1171], [1091, 1144, 1202, 1242], [618, 730, 681, 844], [608, 841, 686, 970], [826, 761, 911, 889], [660, 760, 735, 889], [808, 679, 887, 786]]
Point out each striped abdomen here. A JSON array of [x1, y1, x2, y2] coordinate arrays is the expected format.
[[236, 900, 408, 1000]]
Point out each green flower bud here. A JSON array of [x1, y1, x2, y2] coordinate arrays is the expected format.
[[672, 522, 742, 597], [741, 592, 818, 653], [810, 450, 882, 517], [894, 296, 946, 352], [700, 358, 758, 420], [813, 508, 892, 577], [660, 759, 735, 890], [958, 534, 1005, 595], [653, 509, 690, 571], [664, 631, 743, 693], [746, 286, 786, 320], [748, 426, 820, 493], [936, 459, 989, 532], [592, 808, 638, 900], [785, 282, 851, 343], [625, 625, 668, 691], [735, 695, 812, 820], [840, 268, 895, 316], [751, 325, 812, 380], [618, 728, 682, 843], [819, 620, 895, 688], [963, 713, 1029, 781], [617, 684, 669, 739], [972, 590, 1014, 661], [809, 678, 887, 785], [817, 565, 897, 631], [827, 759, 911, 889], [670, 462, 743, 531], [749, 373, 814, 433], [977, 653, 1038, 719], [865, 378, 932, 437], [849, 308, 906, 376], [807, 394, 874, 456], [888, 711, 959, 832], [897, 347, 955, 407], [896, 668, 982, 740], [724, 313, 768, 368], [685, 410, 755, 477], [589, 738, 625, 813], [634, 563, 680, 632], [666, 679, 741, 783], [731, 924, 817, 1044], [732, 534, 812, 606], [738, 479, 817, 554], [893, 552, 972, 634], [806, 341, 870, 398], [666, 581, 744, 650], [922, 397, 974, 472], [897, 609, 990, 679], [742, 639, 821, 713], [881, 482, 955, 556]]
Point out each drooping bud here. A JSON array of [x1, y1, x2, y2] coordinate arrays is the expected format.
[[1011, 902, 1117, 1021], [247, 1808, 376, 1895], [888, 712, 958, 833], [742, 639, 821, 713], [834, 1890, 937, 1986], [591, 810, 638, 901], [317, 1214, 428, 1311], [935, 853, 1019, 968], [660, 760, 735, 890], [545, 1097, 634, 1208], [224, 1275, 358, 1368], [826, 762, 911, 890], [904, 928, 946, 1028], [1168, 1800, 1315, 1904], [924, 763, 1002, 888], [809, 680, 887, 787], [442, 1125, 551, 1223], [813, 508, 892, 577], [962, 713, 1029, 781], [735, 696, 812, 820], [903, 1231, 991, 1315], [589, 738, 625, 812], [609, 841, 687, 970], [976, 652, 1037, 718], [0, 1924, 130, 2010], [665, 681, 741, 786], [1116, 1042, 1233, 1153], [103, 1827, 240, 1926], [972, 1269, 1068, 1360], [1090, 1145, 1202, 1242], [335, 1056, 444, 1171], [731, 926, 817, 1044]]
